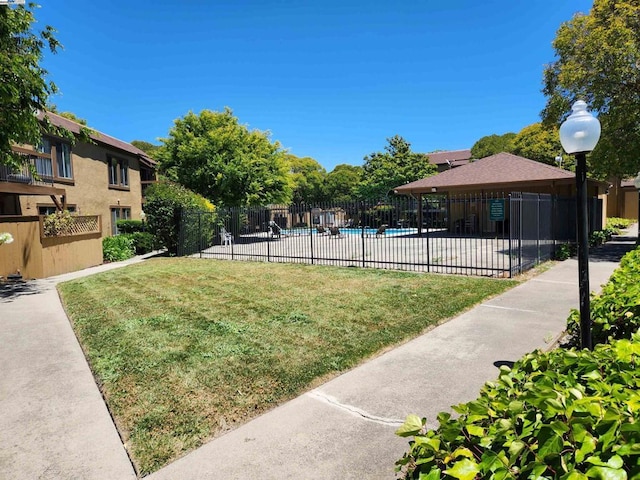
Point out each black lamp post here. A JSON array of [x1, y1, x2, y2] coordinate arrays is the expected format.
[[559, 100, 601, 351], [635, 173, 640, 246]]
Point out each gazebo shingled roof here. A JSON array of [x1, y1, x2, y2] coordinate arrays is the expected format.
[[395, 152, 577, 194]]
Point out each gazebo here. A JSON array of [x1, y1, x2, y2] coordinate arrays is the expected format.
[[394, 152, 608, 235]]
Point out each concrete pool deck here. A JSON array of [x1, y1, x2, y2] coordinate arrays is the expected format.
[[196, 229, 520, 277]]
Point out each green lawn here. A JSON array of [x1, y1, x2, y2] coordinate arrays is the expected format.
[[58, 258, 517, 475]]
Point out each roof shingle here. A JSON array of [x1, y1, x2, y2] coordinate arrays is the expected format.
[[395, 152, 575, 193], [426, 149, 472, 166], [38, 111, 157, 166]]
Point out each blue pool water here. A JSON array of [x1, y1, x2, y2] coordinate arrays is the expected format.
[[281, 227, 418, 236], [340, 228, 418, 236]]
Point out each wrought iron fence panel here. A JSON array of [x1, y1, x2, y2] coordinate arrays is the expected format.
[[178, 192, 603, 277]]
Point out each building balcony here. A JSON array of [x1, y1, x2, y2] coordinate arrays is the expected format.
[[0, 149, 65, 196]]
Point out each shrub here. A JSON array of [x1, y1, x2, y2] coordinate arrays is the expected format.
[[554, 242, 576, 261], [602, 226, 617, 240], [42, 210, 74, 236], [566, 247, 640, 346], [588, 229, 608, 247], [606, 217, 634, 230], [396, 333, 640, 480], [102, 235, 135, 262], [121, 232, 155, 255], [144, 181, 216, 255], [116, 219, 145, 234]]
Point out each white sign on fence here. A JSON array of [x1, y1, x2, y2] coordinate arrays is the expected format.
[[0, 0, 26, 4]]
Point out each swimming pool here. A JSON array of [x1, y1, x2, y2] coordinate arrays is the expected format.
[[280, 227, 418, 236], [339, 227, 418, 236]]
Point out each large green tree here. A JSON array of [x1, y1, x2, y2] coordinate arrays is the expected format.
[[359, 135, 437, 200], [325, 164, 363, 202], [470, 133, 516, 159], [510, 123, 572, 170], [131, 140, 163, 158], [543, 0, 640, 178], [285, 154, 327, 204], [0, 3, 60, 168], [159, 108, 291, 206]]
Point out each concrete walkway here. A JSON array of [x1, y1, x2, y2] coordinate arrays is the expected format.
[[0, 255, 156, 480], [0, 232, 636, 479]]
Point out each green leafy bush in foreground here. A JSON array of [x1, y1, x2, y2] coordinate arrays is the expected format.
[[396, 333, 640, 480], [102, 235, 135, 262], [566, 247, 640, 347]]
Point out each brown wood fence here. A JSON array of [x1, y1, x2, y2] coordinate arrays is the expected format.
[[0, 215, 103, 280]]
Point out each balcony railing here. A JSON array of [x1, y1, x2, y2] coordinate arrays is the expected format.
[[0, 150, 55, 187]]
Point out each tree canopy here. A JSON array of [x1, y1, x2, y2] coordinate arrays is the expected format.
[[325, 164, 363, 202], [131, 140, 163, 158], [285, 154, 327, 204], [510, 123, 572, 170], [158, 108, 291, 206], [542, 0, 640, 178], [470, 133, 516, 159], [0, 3, 60, 168], [358, 135, 437, 200], [59, 111, 87, 125]]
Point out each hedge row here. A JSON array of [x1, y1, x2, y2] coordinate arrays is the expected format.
[[566, 248, 640, 347], [396, 337, 639, 479], [396, 247, 640, 480]]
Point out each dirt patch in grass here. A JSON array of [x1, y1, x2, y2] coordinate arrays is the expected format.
[[58, 258, 516, 475]]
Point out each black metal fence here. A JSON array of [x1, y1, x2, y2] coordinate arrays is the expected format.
[[178, 193, 603, 277]]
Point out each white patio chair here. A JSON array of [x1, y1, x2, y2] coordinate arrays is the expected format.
[[221, 227, 233, 247]]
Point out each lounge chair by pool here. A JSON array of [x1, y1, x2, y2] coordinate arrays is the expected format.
[[269, 220, 283, 238], [376, 224, 388, 238], [329, 226, 344, 238]]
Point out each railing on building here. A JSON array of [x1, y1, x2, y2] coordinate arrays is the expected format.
[[0, 150, 56, 188], [177, 193, 603, 278]]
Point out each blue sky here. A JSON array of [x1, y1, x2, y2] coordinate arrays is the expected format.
[[39, 0, 593, 172]]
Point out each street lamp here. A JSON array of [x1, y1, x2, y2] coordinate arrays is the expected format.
[[559, 100, 601, 350], [634, 173, 640, 246]]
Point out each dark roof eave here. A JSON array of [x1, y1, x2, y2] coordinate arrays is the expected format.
[[395, 176, 608, 194], [38, 110, 157, 168]]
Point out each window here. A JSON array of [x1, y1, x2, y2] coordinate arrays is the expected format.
[[38, 205, 77, 216], [108, 156, 129, 189], [56, 143, 72, 179], [110, 206, 131, 235], [37, 138, 72, 180], [36, 139, 53, 177]]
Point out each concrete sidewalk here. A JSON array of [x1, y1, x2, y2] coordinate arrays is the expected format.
[[0, 233, 636, 480], [0, 254, 157, 480]]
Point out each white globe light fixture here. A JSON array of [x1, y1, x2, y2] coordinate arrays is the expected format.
[[559, 100, 601, 154], [559, 99, 601, 351]]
